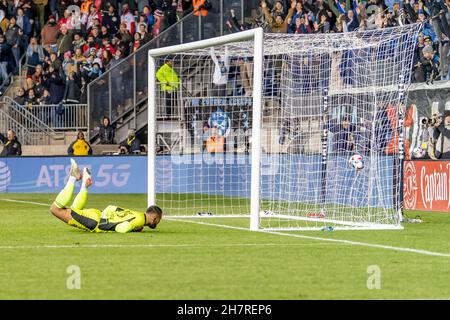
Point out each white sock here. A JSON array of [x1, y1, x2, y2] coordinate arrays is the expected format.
[[68, 176, 77, 186]]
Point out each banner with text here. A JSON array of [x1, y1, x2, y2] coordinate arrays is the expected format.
[[403, 160, 450, 212]]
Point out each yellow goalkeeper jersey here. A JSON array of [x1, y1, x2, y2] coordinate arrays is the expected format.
[[96, 205, 146, 233]]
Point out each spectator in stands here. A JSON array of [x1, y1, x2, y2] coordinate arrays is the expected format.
[[118, 129, 141, 154], [14, 88, 26, 105], [33, 0, 48, 31], [24, 88, 38, 109], [0, 34, 12, 85], [346, 9, 359, 32], [24, 76, 35, 93], [152, 9, 164, 38], [0, 10, 8, 34], [62, 52, 76, 79], [46, 70, 65, 104], [38, 88, 52, 105], [261, 0, 295, 33], [116, 22, 133, 56], [73, 47, 87, 68], [0, 129, 22, 156], [79, 76, 88, 104], [210, 46, 230, 96], [57, 24, 73, 56], [67, 130, 93, 156], [63, 71, 81, 103], [414, 44, 440, 83], [72, 32, 86, 52], [41, 15, 59, 46], [156, 58, 180, 118], [99, 116, 115, 144], [32, 64, 44, 84], [121, 3, 136, 34], [5, 16, 21, 74], [137, 22, 152, 44], [47, 51, 62, 73], [103, 4, 120, 35], [26, 37, 45, 75]]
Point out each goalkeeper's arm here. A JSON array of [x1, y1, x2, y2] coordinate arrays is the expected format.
[[115, 221, 134, 233]]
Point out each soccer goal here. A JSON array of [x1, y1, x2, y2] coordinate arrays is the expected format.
[[147, 24, 421, 231]]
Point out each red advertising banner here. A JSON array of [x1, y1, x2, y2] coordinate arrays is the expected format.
[[403, 161, 450, 212]]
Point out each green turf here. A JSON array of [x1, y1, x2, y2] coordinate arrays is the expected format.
[[0, 193, 449, 299]]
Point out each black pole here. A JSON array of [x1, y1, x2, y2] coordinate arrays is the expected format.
[[395, 75, 406, 223], [320, 88, 329, 215]]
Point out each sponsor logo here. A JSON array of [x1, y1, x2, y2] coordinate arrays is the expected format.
[[36, 164, 131, 189], [403, 161, 418, 209], [420, 163, 450, 210], [0, 161, 11, 192]]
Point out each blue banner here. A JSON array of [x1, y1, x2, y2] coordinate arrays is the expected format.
[[0, 156, 146, 194], [0, 155, 395, 208]]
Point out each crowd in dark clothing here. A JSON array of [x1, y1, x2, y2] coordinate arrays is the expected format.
[[0, 0, 194, 108]]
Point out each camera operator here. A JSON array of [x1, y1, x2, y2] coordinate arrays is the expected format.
[[433, 111, 450, 159]]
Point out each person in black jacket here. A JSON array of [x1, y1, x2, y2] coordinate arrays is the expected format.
[[103, 4, 120, 36], [0, 34, 12, 85], [0, 130, 22, 156], [63, 71, 81, 103], [46, 71, 65, 104], [99, 116, 115, 144]]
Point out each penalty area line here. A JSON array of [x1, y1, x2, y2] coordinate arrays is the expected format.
[[169, 218, 450, 258]]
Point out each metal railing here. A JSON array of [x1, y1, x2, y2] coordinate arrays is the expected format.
[[0, 109, 45, 145], [4, 97, 88, 131], [26, 104, 88, 130], [87, 0, 258, 139]]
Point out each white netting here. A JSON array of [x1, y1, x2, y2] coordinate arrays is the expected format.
[[150, 24, 422, 230]]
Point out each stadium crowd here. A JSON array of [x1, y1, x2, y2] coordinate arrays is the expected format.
[[227, 0, 450, 83], [0, 0, 194, 107]]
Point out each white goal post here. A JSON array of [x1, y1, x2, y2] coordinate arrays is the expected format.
[[147, 25, 421, 231], [148, 28, 264, 231]]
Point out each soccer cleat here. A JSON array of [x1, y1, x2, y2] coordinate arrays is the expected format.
[[70, 158, 82, 180], [82, 167, 92, 188]]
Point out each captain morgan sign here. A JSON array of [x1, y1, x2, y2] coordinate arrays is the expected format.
[[403, 161, 450, 211]]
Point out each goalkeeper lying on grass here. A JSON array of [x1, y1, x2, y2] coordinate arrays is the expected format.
[[50, 159, 162, 233]]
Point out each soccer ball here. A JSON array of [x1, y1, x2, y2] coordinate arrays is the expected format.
[[413, 147, 426, 159], [349, 154, 364, 171]]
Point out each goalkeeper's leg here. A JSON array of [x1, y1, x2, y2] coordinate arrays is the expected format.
[[68, 167, 100, 231], [71, 167, 92, 211], [50, 159, 81, 223]]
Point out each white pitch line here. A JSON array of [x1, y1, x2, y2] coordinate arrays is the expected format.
[[2, 198, 450, 258], [171, 218, 450, 258]]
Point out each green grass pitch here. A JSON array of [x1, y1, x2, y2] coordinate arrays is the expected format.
[[0, 193, 449, 300]]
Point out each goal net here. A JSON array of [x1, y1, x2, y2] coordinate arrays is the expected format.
[[148, 24, 421, 230]]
